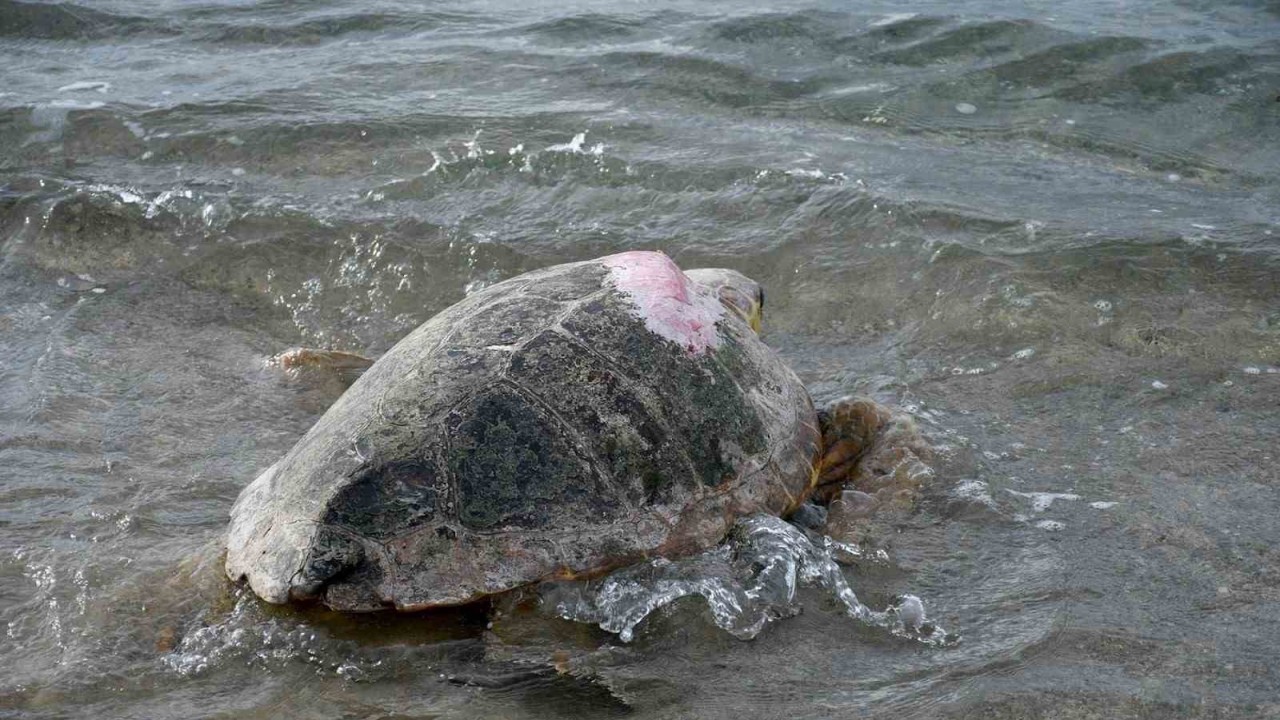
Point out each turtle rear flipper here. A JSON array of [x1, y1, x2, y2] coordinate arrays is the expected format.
[[271, 348, 377, 387], [815, 397, 891, 490], [815, 397, 933, 508]]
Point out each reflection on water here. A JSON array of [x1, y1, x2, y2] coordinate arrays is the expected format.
[[1, 0, 1279, 717]]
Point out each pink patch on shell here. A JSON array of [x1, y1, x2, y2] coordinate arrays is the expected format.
[[600, 251, 724, 355]]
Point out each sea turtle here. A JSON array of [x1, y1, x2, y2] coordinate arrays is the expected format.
[[225, 251, 927, 612]]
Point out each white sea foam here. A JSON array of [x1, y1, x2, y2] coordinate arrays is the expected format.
[[547, 132, 604, 156], [953, 479, 996, 507], [57, 81, 110, 93], [48, 99, 104, 109], [1006, 489, 1080, 513], [870, 13, 917, 27]]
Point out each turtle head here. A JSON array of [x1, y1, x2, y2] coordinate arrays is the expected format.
[[684, 268, 765, 333]]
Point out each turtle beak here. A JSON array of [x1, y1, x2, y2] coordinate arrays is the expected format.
[[747, 299, 763, 334]]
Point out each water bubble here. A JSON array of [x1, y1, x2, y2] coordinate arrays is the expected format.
[[955, 103, 978, 115], [895, 595, 926, 628]]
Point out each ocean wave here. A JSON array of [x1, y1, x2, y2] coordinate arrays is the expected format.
[[195, 11, 469, 47], [520, 13, 647, 43], [0, 0, 173, 40]]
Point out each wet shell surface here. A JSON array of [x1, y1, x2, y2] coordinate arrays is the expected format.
[[225, 251, 819, 611]]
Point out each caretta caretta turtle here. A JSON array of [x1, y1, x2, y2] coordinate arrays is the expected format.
[[225, 251, 927, 611]]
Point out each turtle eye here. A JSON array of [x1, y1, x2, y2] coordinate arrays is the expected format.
[[717, 286, 763, 333], [718, 286, 753, 319]]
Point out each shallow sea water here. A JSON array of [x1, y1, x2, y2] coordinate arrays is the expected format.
[[1, 0, 1279, 717]]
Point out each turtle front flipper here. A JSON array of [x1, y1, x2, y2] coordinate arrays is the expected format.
[[814, 397, 934, 528], [270, 348, 377, 387]]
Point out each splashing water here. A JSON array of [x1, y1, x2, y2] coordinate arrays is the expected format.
[[160, 591, 382, 679], [544, 515, 955, 645]]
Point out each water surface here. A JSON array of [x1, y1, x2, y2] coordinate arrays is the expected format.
[[2, 0, 1279, 717]]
